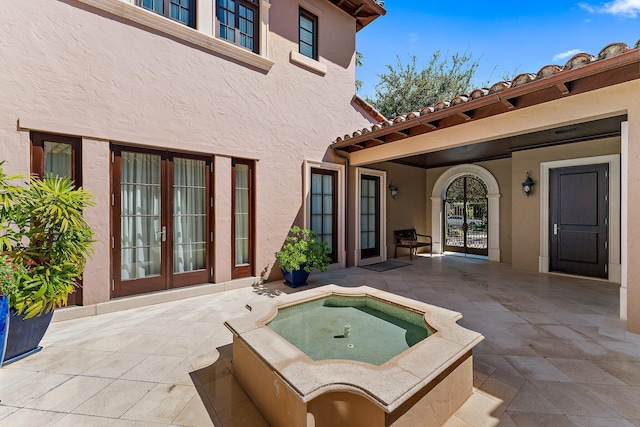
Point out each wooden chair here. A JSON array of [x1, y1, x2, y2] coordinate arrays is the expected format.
[[393, 229, 432, 260]]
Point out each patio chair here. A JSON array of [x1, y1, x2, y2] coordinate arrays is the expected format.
[[393, 229, 432, 260]]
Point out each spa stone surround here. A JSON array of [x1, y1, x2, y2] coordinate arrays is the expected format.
[[225, 285, 484, 427]]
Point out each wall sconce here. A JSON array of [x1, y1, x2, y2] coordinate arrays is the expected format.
[[388, 183, 398, 199], [522, 172, 534, 197]]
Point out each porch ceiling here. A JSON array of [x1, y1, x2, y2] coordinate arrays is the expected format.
[[334, 39, 640, 157], [390, 115, 626, 169]]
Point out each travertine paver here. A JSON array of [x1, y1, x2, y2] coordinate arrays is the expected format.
[[0, 255, 639, 426]]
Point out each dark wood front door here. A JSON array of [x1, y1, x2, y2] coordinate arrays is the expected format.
[[550, 164, 608, 278]]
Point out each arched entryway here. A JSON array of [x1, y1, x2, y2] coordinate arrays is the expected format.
[[431, 164, 501, 261], [444, 175, 488, 256]]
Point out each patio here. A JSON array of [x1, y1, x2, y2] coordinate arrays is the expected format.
[[1, 255, 639, 426]]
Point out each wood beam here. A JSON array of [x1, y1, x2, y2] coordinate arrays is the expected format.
[[556, 82, 570, 95], [363, 139, 383, 148], [499, 97, 515, 110], [457, 112, 472, 121]]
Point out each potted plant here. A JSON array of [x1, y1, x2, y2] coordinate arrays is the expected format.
[[274, 226, 330, 287], [0, 162, 95, 364], [0, 254, 24, 366]]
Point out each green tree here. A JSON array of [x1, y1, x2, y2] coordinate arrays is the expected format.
[[367, 51, 484, 119], [355, 51, 364, 92]]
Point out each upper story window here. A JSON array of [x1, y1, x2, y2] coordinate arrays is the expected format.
[[299, 8, 318, 60], [138, 0, 195, 28], [218, 0, 259, 53]]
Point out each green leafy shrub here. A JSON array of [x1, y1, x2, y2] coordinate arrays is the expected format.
[[275, 226, 330, 273], [0, 162, 95, 318]]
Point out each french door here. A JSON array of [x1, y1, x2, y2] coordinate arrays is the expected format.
[[360, 174, 381, 259], [444, 175, 488, 256], [112, 146, 212, 297]]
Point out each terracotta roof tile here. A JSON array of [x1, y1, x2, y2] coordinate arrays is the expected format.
[[334, 38, 640, 146]]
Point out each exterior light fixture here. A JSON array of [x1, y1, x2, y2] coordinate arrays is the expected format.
[[522, 172, 534, 197], [388, 183, 398, 199]]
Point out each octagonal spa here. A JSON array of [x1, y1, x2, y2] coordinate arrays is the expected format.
[[224, 285, 484, 427]]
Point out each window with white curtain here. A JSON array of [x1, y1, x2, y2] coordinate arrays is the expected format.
[[44, 141, 72, 178], [173, 158, 207, 273], [235, 163, 250, 266], [120, 152, 162, 280]]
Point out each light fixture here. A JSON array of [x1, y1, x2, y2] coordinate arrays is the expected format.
[[388, 182, 398, 199], [522, 172, 534, 197]]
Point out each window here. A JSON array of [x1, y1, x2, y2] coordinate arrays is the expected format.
[[218, 0, 259, 53], [299, 8, 318, 60], [138, 0, 195, 28], [31, 132, 83, 305], [310, 169, 337, 263], [232, 159, 254, 278]]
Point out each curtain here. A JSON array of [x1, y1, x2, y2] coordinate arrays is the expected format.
[[120, 152, 161, 280], [44, 141, 72, 178], [173, 158, 206, 273], [235, 164, 249, 266]]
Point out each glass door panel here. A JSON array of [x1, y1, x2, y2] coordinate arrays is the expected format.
[[235, 164, 250, 266], [360, 175, 380, 259], [173, 158, 207, 273], [120, 152, 163, 281]]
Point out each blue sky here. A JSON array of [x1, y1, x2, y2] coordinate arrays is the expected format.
[[355, 0, 640, 99]]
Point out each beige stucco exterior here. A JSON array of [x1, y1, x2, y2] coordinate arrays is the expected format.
[[0, 0, 374, 304]]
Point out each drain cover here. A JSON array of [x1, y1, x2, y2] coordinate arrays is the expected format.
[[347, 344, 354, 349]]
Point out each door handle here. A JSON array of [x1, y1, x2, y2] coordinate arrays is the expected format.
[[554, 224, 558, 235], [156, 226, 167, 242]]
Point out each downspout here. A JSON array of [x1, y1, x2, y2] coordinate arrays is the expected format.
[[332, 147, 350, 267]]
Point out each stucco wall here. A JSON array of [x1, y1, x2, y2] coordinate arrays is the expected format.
[[367, 162, 428, 260], [426, 158, 512, 263], [0, 0, 372, 303], [511, 137, 620, 272]]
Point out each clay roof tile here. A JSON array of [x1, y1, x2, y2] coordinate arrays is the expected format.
[[488, 81, 511, 94], [598, 42, 630, 60], [469, 88, 489, 100], [511, 73, 536, 87], [564, 53, 595, 70]]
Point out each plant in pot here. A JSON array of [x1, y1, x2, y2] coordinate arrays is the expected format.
[[0, 254, 24, 366], [0, 162, 95, 364], [274, 226, 330, 287]]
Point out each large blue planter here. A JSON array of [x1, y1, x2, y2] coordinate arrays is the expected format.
[[281, 267, 310, 287], [0, 295, 8, 367], [3, 309, 53, 365]]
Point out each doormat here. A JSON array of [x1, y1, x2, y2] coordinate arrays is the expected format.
[[359, 260, 411, 272]]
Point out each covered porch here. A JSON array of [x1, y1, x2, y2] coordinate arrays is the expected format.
[[332, 41, 640, 334]]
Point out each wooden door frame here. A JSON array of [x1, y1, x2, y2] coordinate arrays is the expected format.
[[549, 163, 608, 278], [231, 158, 255, 279], [111, 145, 214, 297], [30, 132, 84, 305], [354, 167, 386, 266], [539, 154, 621, 283]]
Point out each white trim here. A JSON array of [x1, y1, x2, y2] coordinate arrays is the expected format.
[[355, 168, 387, 266], [621, 121, 628, 319], [539, 153, 621, 285], [431, 164, 500, 262], [75, 0, 274, 72], [304, 160, 346, 270], [289, 51, 327, 75]]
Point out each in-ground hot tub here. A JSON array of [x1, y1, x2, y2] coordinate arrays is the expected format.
[[224, 285, 484, 427]]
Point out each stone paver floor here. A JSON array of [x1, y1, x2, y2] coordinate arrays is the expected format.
[[1, 255, 639, 426]]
